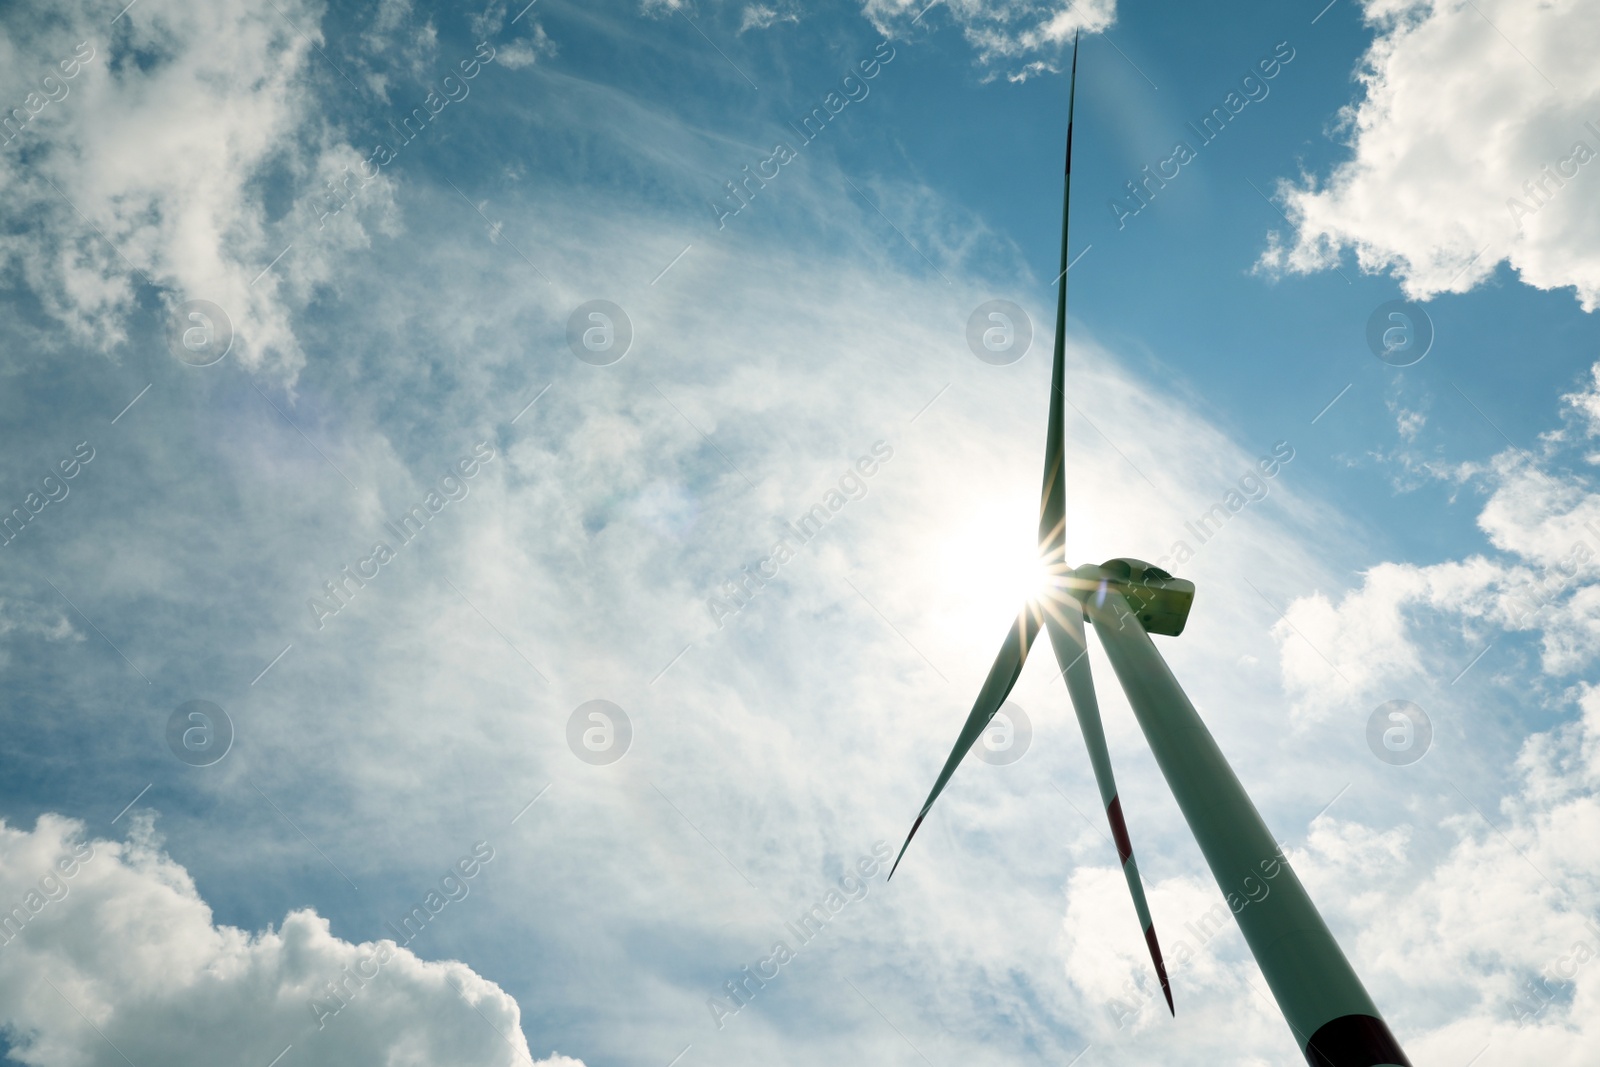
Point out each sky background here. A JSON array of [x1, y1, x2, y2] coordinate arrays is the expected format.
[[1, 0, 1598, 1064]]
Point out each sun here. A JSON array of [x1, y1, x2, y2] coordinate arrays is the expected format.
[[937, 507, 1059, 618], [1009, 547, 1056, 605]]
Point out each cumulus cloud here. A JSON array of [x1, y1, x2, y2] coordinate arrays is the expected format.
[[862, 0, 1116, 79], [0, 812, 579, 1067], [1270, 362, 1600, 716], [1257, 0, 1600, 309]]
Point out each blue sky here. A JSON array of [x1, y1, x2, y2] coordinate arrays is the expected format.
[[2, 0, 1599, 1065]]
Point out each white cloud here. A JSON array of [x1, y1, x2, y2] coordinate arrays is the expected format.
[[1290, 689, 1600, 1066], [497, 25, 558, 69], [359, 0, 440, 97], [738, 3, 801, 34], [0, 0, 361, 376], [1258, 0, 1600, 309], [1563, 363, 1600, 437], [0, 597, 75, 674], [0, 598, 75, 644], [467, 0, 556, 66], [0, 0, 553, 382], [861, 0, 1116, 79], [1276, 367, 1600, 708], [1395, 405, 1425, 441], [0, 813, 580, 1067]]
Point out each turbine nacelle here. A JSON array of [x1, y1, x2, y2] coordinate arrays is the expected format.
[[1048, 557, 1195, 637]]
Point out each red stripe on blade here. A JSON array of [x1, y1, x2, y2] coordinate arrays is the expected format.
[[1144, 924, 1174, 1016], [1106, 795, 1134, 865]]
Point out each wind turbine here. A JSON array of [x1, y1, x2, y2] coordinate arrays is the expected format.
[[888, 39, 1413, 1067]]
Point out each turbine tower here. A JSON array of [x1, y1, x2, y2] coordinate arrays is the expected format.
[[889, 39, 1413, 1067]]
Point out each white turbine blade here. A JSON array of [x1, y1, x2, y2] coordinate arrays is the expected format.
[[1036, 32, 1079, 566], [1044, 593, 1173, 1015], [888, 604, 1042, 879]]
